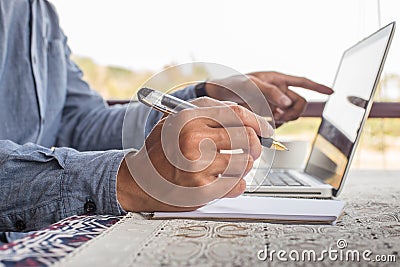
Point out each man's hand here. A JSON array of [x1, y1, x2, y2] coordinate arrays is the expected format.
[[204, 71, 333, 125], [117, 97, 273, 212]]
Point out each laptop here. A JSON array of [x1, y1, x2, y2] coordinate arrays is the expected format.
[[246, 22, 396, 198]]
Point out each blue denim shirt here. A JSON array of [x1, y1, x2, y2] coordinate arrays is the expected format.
[[0, 0, 196, 233]]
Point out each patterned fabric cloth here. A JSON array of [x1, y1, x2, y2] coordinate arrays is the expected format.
[[0, 215, 121, 267]]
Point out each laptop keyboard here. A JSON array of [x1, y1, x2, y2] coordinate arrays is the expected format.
[[262, 172, 309, 186]]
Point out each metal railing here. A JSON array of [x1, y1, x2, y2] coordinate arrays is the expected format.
[[302, 102, 400, 118]]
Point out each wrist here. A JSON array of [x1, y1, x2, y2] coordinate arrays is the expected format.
[[117, 154, 175, 212], [116, 158, 148, 212]]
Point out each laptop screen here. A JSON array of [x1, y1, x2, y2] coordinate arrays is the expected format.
[[304, 22, 395, 195]]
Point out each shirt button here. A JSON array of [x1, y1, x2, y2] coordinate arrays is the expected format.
[[15, 220, 26, 231], [32, 56, 37, 65], [84, 199, 97, 214]]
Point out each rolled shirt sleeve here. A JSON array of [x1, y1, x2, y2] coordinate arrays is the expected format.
[[0, 140, 127, 232]]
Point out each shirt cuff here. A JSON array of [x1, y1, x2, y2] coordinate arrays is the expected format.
[[61, 149, 128, 218], [194, 82, 208, 97]]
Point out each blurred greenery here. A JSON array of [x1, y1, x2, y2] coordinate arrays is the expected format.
[[73, 55, 400, 169], [73, 56, 154, 100], [276, 117, 400, 169], [72, 56, 210, 100], [276, 117, 400, 150]]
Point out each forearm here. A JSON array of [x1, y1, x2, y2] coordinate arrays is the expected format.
[[0, 140, 126, 232]]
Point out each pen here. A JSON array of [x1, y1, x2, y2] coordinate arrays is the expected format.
[[137, 87, 288, 151]]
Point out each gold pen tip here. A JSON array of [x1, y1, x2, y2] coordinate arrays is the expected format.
[[272, 141, 289, 151]]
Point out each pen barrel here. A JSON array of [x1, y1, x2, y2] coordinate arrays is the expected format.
[[161, 96, 196, 112], [259, 137, 273, 148]]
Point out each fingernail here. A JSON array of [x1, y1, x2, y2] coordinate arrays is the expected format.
[[238, 179, 246, 193], [279, 95, 292, 107], [222, 101, 238, 106]]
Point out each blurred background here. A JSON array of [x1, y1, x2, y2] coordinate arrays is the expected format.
[[51, 0, 399, 170]]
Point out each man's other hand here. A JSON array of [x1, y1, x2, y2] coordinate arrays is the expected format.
[[204, 71, 333, 126]]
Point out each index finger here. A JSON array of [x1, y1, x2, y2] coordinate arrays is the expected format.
[[282, 74, 333, 95]]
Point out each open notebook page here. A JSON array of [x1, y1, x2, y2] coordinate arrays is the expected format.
[[153, 196, 345, 224]]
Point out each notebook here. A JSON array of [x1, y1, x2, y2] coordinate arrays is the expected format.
[[153, 196, 345, 224]]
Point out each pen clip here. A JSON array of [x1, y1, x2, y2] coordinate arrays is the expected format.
[[138, 87, 177, 115], [139, 96, 175, 115]]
